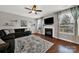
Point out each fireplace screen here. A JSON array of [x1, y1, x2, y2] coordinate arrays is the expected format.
[[45, 28, 52, 37]]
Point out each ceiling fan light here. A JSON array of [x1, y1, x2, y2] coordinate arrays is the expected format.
[[32, 10, 35, 13]]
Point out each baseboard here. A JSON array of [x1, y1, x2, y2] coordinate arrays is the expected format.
[[54, 37, 79, 45]]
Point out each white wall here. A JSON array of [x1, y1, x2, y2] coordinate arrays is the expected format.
[[0, 11, 37, 33], [77, 17, 79, 35], [36, 13, 58, 38]]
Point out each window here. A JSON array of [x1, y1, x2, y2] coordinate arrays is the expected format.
[[58, 10, 75, 35]]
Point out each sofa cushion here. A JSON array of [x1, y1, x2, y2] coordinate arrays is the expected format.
[[0, 30, 6, 38], [15, 29, 25, 33], [1, 33, 15, 41], [4, 29, 15, 35], [5, 39, 15, 53], [15, 31, 31, 38], [25, 31, 31, 35], [4, 29, 10, 35]]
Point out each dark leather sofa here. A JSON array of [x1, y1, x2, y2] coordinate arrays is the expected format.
[[0, 29, 31, 53]]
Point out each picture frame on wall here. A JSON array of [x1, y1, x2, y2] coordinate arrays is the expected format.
[[21, 20, 27, 27], [2, 20, 18, 27]]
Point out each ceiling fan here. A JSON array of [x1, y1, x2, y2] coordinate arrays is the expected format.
[[25, 5, 42, 14]]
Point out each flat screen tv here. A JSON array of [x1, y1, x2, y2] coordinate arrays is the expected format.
[[44, 17, 54, 25]]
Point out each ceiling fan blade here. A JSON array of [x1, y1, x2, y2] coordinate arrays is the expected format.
[[36, 10, 42, 12], [29, 11, 37, 14], [25, 7, 32, 10], [28, 11, 32, 14], [35, 12, 37, 14]]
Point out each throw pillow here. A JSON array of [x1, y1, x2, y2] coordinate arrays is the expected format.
[[9, 29, 15, 33], [4, 29, 10, 35], [0, 38, 5, 44]]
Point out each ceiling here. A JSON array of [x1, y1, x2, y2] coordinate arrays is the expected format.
[[0, 5, 73, 18]]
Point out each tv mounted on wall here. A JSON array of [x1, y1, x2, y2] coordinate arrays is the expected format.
[[44, 17, 54, 25]]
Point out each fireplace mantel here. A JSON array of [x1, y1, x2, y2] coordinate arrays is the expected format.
[[44, 25, 53, 28]]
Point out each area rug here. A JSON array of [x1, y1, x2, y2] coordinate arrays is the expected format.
[[14, 35, 54, 53]]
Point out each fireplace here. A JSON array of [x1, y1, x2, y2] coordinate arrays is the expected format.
[[45, 28, 52, 37]]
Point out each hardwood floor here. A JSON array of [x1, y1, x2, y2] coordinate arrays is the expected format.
[[33, 33, 79, 53]]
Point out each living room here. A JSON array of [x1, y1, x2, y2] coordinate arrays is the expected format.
[[0, 5, 79, 53]]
